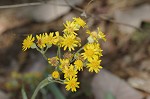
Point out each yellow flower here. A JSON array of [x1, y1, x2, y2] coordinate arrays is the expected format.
[[81, 43, 100, 60], [86, 28, 106, 42], [36, 34, 46, 49], [93, 43, 103, 57], [59, 59, 70, 70], [63, 21, 79, 35], [73, 17, 86, 28], [61, 34, 80, 51], [63, 64, 77, 78], [86, 30, 98, 42], [44, 32, 57, 45], [64, 77, 80, 92], [22, 34, 35, 51], [97, 28, 106, 41], [54, 31, 63, 46], [87, 56, 102, 73], [52, 71, 60, 79], [74, 60, 83, 71]]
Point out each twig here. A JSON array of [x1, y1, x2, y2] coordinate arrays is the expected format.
[[96, 15, 143, 32], [84, 0, 94, 13], [0, 0, 69, 9], [64, 0, 143, 32], [0, 2, 43, 9], [0, 0, 143, 32], [63, 0, 83, 12]]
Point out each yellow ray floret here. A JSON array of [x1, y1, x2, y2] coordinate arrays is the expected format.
[[54, 31, 63, 46], [36, 34, 46, 49], [87, 56, 102, 73], [87, 27, 106, 42], [64, 77, 80, 92], [74, 59, 83, 71], [81, 43, 101, 60], [61, 34, 80, 51], [22, 34, 35, 51], [59, 59, 70, 70], [73, 17, 86, 28], [63, 64, 77, 78], [44, 32, 57, 45], [97, 28, 106, 41], [63, 21, 79, 35]]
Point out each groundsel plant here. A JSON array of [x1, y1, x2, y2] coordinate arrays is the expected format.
[[22, 17, 106, 99]]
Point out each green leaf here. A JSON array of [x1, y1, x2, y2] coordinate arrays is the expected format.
[[31, 76, 66, 99], [48, 83, 66, 99], [44, 68, 66, 99], [31, 77, 51, 99], [22, 86, 28, 99]]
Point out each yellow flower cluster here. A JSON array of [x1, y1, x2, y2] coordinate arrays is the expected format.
[[22, 32, 61, 51], [22, 17, 106, 92]]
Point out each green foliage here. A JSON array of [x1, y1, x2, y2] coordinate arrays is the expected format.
[[22, 86, 28, 99]]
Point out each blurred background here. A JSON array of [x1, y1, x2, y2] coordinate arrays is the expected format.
[[0, 0, 150, 99]]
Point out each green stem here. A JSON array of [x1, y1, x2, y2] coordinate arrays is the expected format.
[[22, 85, 28, 99], [44, 46, 49, 54], [58, 79, 65, 82], [71, 43, 87, 62], [36, 47, 41, 52], [57, 46, 61, 58], [54, 80, 65, 85], [35, 47, 48, 60], [31, 77, 64, 99], [41, 52, 47, 60], [31, 77, 51, 99], [76, 46, 84, 53], [48, 83, 66, 99]]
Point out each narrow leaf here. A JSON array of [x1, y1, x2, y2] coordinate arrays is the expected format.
[[31, 77, 51, 99], [22, 86, 28, 99]]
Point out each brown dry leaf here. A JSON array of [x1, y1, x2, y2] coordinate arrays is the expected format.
[[139, 59, 150, 71], [133, 49, 147, 62], [128, 77, 150, 93], [92, 69, 144, 99]]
